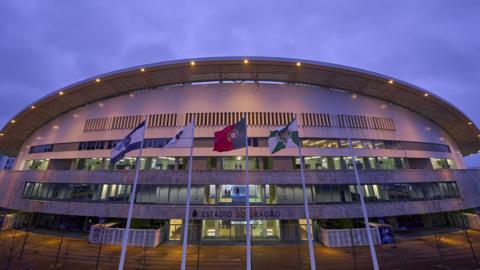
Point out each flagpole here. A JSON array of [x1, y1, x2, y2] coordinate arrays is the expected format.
[[245, 117, 252, 270], [180, 120, 195, 270], [297, 138, 316, 270], [343, 115, 379, 270], [118, 118, 146, 270]]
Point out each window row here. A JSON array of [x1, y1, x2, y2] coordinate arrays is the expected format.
[[29, 144, 54, 154], [22, 182, 460, 205], [74, 137, 261, 152], [302, 138, 450, 152], [22, 156, 456, 171], [30, 138, 451, 153]]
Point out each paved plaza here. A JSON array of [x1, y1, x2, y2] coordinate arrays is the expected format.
[[1, 228, 480, 270]]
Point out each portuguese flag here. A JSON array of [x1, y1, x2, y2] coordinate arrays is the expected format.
[[213, 118, 247, 152], [268, 118, 300, 154]]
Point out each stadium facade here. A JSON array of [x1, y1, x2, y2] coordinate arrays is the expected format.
[[1, 57, 480, 242]]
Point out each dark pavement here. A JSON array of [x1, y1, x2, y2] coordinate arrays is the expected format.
[[0, 229, 480, 270]]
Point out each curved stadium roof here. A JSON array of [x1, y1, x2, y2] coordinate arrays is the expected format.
[[0, 57, 478, 156]]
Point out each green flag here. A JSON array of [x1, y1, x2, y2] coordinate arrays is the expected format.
[[268, 118, 300, 154]]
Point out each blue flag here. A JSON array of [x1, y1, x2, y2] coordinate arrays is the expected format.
[[110, 121, 146, 165]]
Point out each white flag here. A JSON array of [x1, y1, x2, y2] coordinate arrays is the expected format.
[[164, 122, 194, 148]]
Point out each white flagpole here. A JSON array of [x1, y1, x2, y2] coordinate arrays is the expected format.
[[343, 115, 379, 270], [118, 118, 147, 270], [180, 120, 195, 270], [297, 136, 316, 270], [245, 117, 252, 270]]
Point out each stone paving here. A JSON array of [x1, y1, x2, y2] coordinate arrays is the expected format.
[[0, 229, 480, 269]]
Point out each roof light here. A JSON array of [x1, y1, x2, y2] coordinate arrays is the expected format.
[[31, 105, 36, 109], [0, 133, 4, 136], [190, 61, 195, 66], [59, 91, 64, 95], [243, 59, 249, 64], [10, 120, 16, 124], [95, 78, 101, 83], [140, 68, 145, 72], [388, 80, 394, 84], [423, 93, 429, 97], [296, 62, 301, 67], [468, 122, 473, 125]]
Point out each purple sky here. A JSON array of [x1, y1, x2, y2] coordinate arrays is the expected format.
[[1, 1, 479, 166]]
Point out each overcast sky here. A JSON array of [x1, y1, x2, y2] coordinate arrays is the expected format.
[[1, 1, 479, 166]]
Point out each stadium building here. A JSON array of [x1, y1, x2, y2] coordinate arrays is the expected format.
[[1, 57, 480, 243]]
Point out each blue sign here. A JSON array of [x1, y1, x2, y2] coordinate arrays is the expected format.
[[378, 225, 394, 244]]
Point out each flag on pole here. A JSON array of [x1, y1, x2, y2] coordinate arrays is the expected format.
[[268, 118, 300, 154], [213, 118, 246, 152], [110, 121, 146, 165], [164, 121, 194, 148]]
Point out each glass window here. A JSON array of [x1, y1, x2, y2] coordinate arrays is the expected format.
[[205, 185, 216, 204], [299, 219, 313, 240], [144, 138, 169, 148], [221, 157, 259, 170], [107, 140, 120, 149], [70, 184, 91, 201], [169, 219, 183, 240], [339, 140, 350, 148], [298, 156, 341, 170], [315, 184, 352, 203], [384, 140, 401, 150], [248, 138, 259, 147], [150, 157, 175, 170], [78, 141, 105, 151], [302, 139, 339, 148], [22, 183, 32, 198], [304, 156, 327, 170], [351, 140, 364, 148], [262, 157, 272, 170], [157, 186, 169, 204], [377, 157, 405, 170], [177, 157, 186, 170], [431, 158, 452, 169], [207, 157, 218, 170], [343, 157, 368, 170], [75, 158, 108, 170], [249, 185, 263, 203], [447, 159, 456, 169], [23, 160, 49, 170], [373, 140, 385, 149], [100, 184, 109, 200], [112, 158, 144, 170], [400, 141, 450, 152], [29, 144, 54, 154], [21, 181, 460, 205]]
